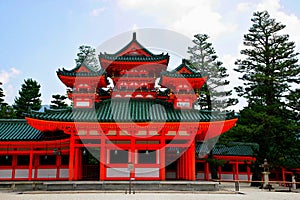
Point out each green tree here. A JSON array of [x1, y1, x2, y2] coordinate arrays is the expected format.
[[50, 94, 69, 109], [188, 34, 238, 111], [75, 45, 100, 71], [0, 82, 7, 107], [14, 78, 42, 118], [230, 11, 300, 183], [0, 82, 16, 118], [188, 35, 238, 179]]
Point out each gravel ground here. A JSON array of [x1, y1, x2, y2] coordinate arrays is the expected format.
[[0, 188, 299, 200]]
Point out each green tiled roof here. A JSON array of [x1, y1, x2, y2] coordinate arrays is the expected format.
[[0, 119, 42, 141], [196, 142, 259, 157], [172, 59, 199, 74], [27, 99, 236, 122], [57, 67, 106, 77], [160, 59, 206, 79], [99, 53, 169, 62]]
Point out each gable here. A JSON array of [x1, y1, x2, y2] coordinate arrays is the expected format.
[[117, 41, 152, 57], [114, 32, 154, 57], [75, 65, 91, 73], [176, 66, 193, 74], [172, 59, 198, 75]]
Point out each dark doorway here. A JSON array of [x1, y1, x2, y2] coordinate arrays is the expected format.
[[82, 148, 100, 180]]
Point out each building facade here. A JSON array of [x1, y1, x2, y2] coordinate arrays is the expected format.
[[0, 33, 254, 181]]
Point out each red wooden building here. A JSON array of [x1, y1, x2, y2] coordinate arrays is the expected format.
[[0, 33, 254, 181]]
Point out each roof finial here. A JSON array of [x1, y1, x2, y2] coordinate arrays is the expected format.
[[133, 32, 136, 40]]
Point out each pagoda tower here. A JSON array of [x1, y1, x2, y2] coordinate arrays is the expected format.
[[25, 33, 238, 181]]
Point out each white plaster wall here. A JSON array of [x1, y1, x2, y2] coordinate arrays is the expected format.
[[59, 169, 69, 178], [0, 170, 12, 178], [37, 169, 57, 178], [135, 168, 159, 178], [15, 169, 29, 178], [106, 168, 129, 177]]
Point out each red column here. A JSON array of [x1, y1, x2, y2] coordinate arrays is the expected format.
[[28, 148, 33, 180], [68, 133, 75, 180], [56, 154, 61, 179], [130, 137, 135, 179], [73, 148, 79, 180], [78, 149, 83, 180], [247, 165, 251, 182], [204, 162, 209, 180], [100, 136, 106, 181], [12, 155, 17, 180], [235, 162, 239, 180], [189, 140, 196, 181], [160, 138, 166, 180], [34, 155, 39, 179]]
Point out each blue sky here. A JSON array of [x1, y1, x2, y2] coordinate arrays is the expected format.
[[0, 0, 300, 111]]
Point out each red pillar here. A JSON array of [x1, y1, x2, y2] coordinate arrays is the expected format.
[[160, 138, 166, 180], [189, 140, 196, 181], [12, 155, 17, 180], [100, 136, 106, 181], [28, 148, 33, 180], [56, 154, 61, 179], [73, 148, 79, 180], [204, 162, 209, 180], [68, 134, 75, 181], [247, 165, 251, 182], [235, 162, 239, 180], [34, 155, 39, 179], [130, 136, 135, 179], [180, 153, 185, 179]]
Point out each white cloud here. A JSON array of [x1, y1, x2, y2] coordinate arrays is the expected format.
[[0, 68, 20, 84], [237, 2, 253, 13], [117, 0, 237, 38], [0, 68, 21, 104], [116, 0, 300, 111], [89, 7, 106, 17]]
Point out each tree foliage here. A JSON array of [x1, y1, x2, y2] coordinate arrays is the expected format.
[[75, 45, 100, 71], [224, 11, 300, 179], [14, 78, 42, 118], [188, 34, 238, 110], [0, 82, 6, 107], [50, 94, 69, 109], [0, 82, 16, 118]]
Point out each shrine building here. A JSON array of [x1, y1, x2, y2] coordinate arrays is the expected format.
[[0, 33, 257, 181]]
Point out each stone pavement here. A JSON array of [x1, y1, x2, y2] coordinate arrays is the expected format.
[[1, 185, 299, 200], [1, 181, 299, 200]]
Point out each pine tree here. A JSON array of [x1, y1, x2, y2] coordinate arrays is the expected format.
[[14, 79, 42, 118], [0, 82, 15, 118], [188, 34, 238, 111], [50, 94, 68, 109], [231, 11, 300, 182], [0, 82, 7, 107], [75, 45, 100, 71], [188, 35, 238, 179]]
